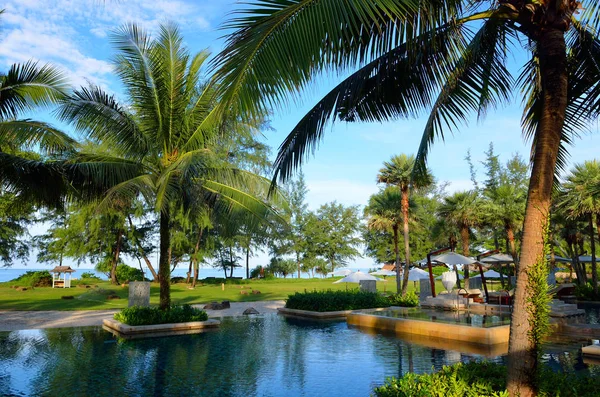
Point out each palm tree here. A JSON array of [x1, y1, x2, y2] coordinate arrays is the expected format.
[[437, 191, 482, 287], [59, 23, 284, 309], [0, 61, 74, 206], [377, 154, 432, 295], [213, 2, 600, 394], [558, 161, 600, 295], [365, 187, 404, 293]]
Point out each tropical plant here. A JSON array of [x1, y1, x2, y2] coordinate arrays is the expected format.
[[557, 161, 600, 295], [377, 154, 432, 296], [213, 2, 600, 394], [58, 23, 284, 309]]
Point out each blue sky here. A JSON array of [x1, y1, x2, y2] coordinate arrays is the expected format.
[[2, 1, 600, 270]]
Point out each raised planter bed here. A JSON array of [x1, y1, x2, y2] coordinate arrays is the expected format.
[[277, 307, 389, 319], [103, 318, 220, 339]]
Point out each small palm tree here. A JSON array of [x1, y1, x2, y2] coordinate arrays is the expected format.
[[437, 191, 482, 287], [365, 187, 404, 293], [558, 161, 600, 295], [59, 24, 284, 309], [377, 154, 432, 295]]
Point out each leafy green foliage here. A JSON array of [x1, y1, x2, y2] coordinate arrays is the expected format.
[[7, 270, 52, 287], [115, 264, 145, 283], [387, 291, 419, 307], [114, 304, 208, 326], [374, 362, 600, 397], [80, 272, 101, 280], [285, 289, 389, 312], [574, 282, 600, 301]]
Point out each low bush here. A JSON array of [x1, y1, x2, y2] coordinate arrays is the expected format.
[[9, 271, 52, 287], [285, 289, 389, 312], [574, 282, 600, 301], [388, 291, 419, 307], [115, 264, 145, 283], [114, 304, 208, 326], [373, 362, 600, 397], [80, 272, 101, 280], [200, 277, 250, 285]]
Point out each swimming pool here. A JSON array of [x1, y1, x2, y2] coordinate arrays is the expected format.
[[0, 314, 595, 396], [371, 308, 512, 328]]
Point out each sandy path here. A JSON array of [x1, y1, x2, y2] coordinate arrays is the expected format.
[[0, 300, 285, 331]]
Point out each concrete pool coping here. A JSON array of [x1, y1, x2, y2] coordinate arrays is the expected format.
[[102, 318, 220, 339], [346, 309, 510, 346]]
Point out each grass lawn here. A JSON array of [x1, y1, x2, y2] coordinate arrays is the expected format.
[[0, 278, 447, 311]]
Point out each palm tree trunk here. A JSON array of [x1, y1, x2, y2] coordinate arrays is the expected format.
[[401, 189, 411, 296], [186, 259, 193, 284], [192, 228, 203, 288], [506, 224, 518, 267], [247, 245, 252, 279], [507, 27, 568, 397], [110, 229, 123, 284], [159, 210, 171, 310], [128, 215, 158, 281], [590, 214, 598, 295], [392, 225, 402, 294], [460, 226, 470, 289]]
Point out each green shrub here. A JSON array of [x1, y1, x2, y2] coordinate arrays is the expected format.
[[114, 304, 208, 326], [9, 271, 52, 287], [575, 282, 600, 301], [285, 289, 389, 312], [200, 277, 249, 285], [388, 291, 419, 307], [373, 362, 600, 397], [80, 272, 101, 280], [115, 264, 145, 283]]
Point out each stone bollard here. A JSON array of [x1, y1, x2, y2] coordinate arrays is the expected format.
[[128, 281, 150, 307], [359, 280, 376, 293]]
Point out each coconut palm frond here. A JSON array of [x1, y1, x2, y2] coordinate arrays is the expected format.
[[0, 120, 76, 154]]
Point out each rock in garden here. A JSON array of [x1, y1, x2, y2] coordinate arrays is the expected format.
[[252, 290, 261, 295], [221, 301, 231, 309], [240, 290, 248, 295], [203, 301, 230, 310], [16, 287, 27, 292], [106, 294, 120, 300], [243, 307, 259, 315], [61, 295, 74, 300], [77, 284, 91, 288]]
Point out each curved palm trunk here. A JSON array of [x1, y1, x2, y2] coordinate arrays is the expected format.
[[392, 224, 401, 294], [159, 210, 171, 310], [110, 229, 123, 285], [590, 214, 598, 295], [400, 188, 411, 296], [507, 28, 568, 397], [506, 224, 518, 267], [460, 225, 470, 289]]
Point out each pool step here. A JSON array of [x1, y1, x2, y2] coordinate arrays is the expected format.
[[549, 300, 585, 317]]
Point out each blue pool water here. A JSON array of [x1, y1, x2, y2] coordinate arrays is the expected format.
[[0, 314, 596, 397]]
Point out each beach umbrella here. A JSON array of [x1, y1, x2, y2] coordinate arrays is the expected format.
[[370, 270, 397, 276], [407, 268, 430, 281], [434, 252, 477, 265], [472, 270, 502, 278], [479, 254, 514, 265], [329, 269, 352, 277], [333, 271, 383, 284]]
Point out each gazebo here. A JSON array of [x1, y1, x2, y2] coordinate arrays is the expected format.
[[50, 266, 76, 288]]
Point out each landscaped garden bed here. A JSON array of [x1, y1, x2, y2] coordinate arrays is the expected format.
[[279, 290, 391, 319], [103, 305, 219, 339]]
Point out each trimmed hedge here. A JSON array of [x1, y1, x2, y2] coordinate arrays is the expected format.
[[388, 291, 419, 307], [114, 304, 208, 326], [373, 362, 600, 397], [285, 289, 389, 312]]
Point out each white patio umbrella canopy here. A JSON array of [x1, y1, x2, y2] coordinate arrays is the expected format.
[[472, 270, 502, 278], [479, 254, 514, 264], [333, 271, 383, 284], [370, 270, 397, 276], [434, 252, 477, 265], [329, 269, 352, 277], [407, 268, 430, 281]]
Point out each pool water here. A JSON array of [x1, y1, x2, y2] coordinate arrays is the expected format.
[[370, 309, 512, 328], [0, 315, 503, 397], [0, 314, 595, 397]]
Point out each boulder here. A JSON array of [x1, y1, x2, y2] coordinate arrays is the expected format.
[[61, 295, 74, 300], [243, 307, 259, 315], [240, 290, 249, 295], [15, 287, 27, 292], [221, 300, 231, 309], [77, 284, 91, 289], [204, 301, 230, 310], [106, 294, 121, 300], [252, 290, 261, 295]]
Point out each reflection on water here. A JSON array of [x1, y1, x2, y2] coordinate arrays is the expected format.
[[368, 308, 511, 328], [0, 314, 595, 397]]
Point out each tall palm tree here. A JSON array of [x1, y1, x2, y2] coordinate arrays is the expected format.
[[213, 2, 600, 394], [558, 161, 600, 295], [59, 23, 284, 309], [0, 61, 74, 206], [365, 187, 404, 293], [437, 191, 482, 287], [377, 154, 432, 295]]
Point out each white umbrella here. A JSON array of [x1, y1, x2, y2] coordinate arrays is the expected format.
[[329, 269, 352, 277], [370, 269, 397, 276], [435, 273, 464, 280], [407, 268, 430, 281], [434, 252, 477, 265], [479, 254, 514, 264], [472, 270, 502, 278], [333, 271, 383, 284]]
